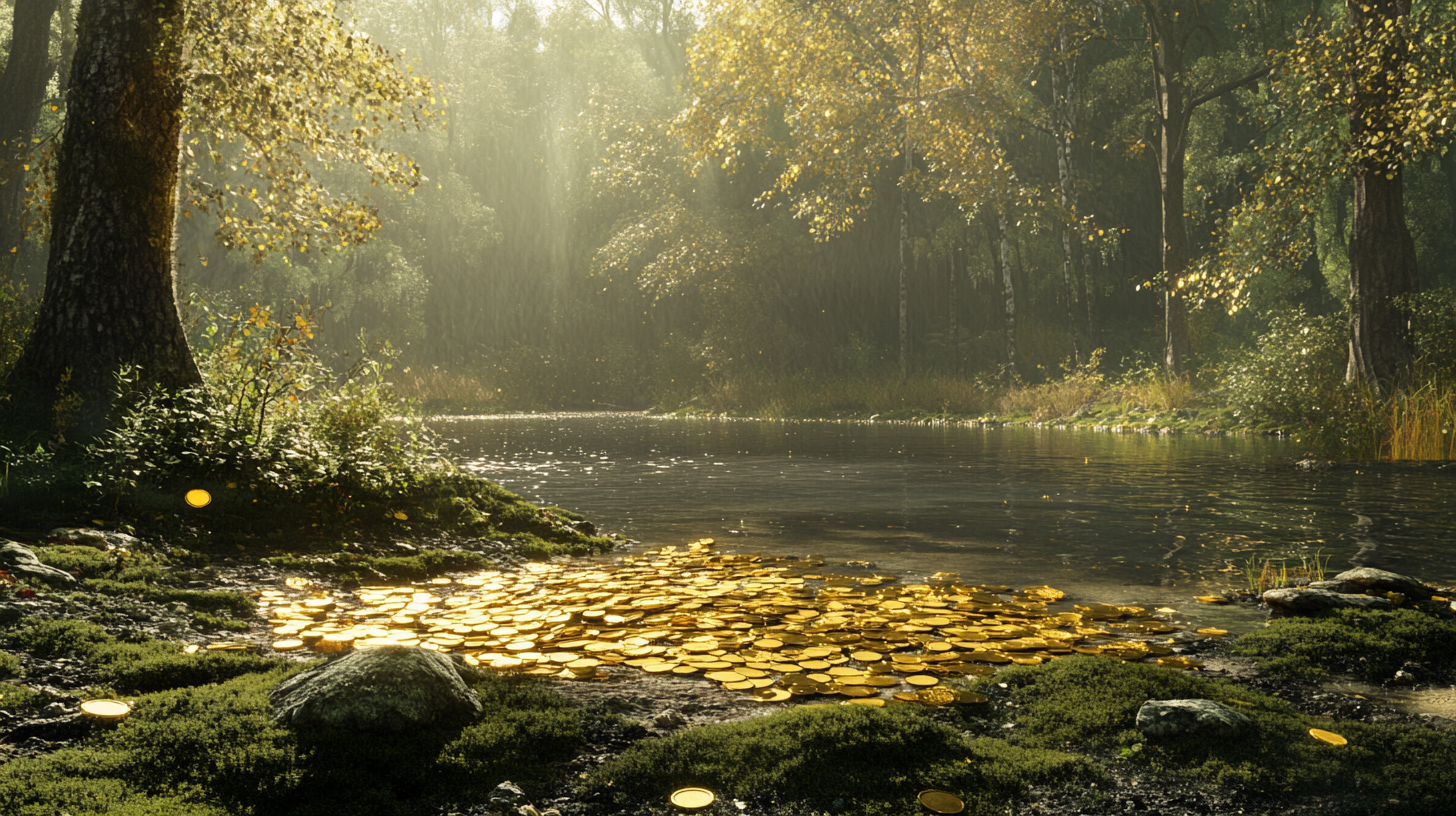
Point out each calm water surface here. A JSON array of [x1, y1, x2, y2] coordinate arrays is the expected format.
[[438, 413, 1456, 627]]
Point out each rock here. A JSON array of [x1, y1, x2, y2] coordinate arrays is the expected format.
[[490, 781, 526, 806], [0, 541, 77, 586], [1262, 587, 1393, 616], [269, 645, 482, 732], [1393, 670, 1417, 686], [1136, 699, 1251, 739], [652, 708, 689, 730], [46, 528, 143, 551], [1310, 568, 1435, 601]]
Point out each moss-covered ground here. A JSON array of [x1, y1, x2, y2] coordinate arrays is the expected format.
[[1231, 607, 1456, 682], [967, 656, 1456, 815]]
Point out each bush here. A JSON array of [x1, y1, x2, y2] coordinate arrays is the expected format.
[[1223, 309, 1350, 431]]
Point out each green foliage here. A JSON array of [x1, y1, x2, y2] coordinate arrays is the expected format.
[[0, 283, 37, 383], [1233, 608, 1456, 681], [78, 581, 256, 618], [1223, 309, 1354, 432], [0, 667, 600, 816], [971, 655, 1456, 809], [583, 704, 1098, 815]]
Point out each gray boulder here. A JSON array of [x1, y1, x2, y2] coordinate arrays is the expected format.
[[270, 645, 482, 732], [1309, 567, 1434, 601], [0, 541, 77, 586], [1136, 699, 1251, 739], [47, 527, 144, 551], [1262, 587, 1393, 616]]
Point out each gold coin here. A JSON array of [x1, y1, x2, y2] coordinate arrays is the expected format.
[[184, 489, 212, 508], [917, 789, 966, 814], [670, 788, 715, 810], [850, 650, 885, 662], [905, 675, 940, 687], [846, 697, 886, 707], [705, 671, 747, 683], [753, 688, 792, 702], [272, 639, 305, 652]]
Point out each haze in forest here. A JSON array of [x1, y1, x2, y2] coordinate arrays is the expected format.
[[3, 0, 1455, 424]]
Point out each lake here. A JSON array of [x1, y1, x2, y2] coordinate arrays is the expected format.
[[438, 413, 1456, 629]]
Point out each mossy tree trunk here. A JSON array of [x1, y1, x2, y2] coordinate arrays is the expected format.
[[0, 0, 62, 282], [1344, 0, 1418, 391], [9, 0, 200, 407]]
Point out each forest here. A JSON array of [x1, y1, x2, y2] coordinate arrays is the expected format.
[[3, 5, 1456, 816], [2, 0, 1455, 457]]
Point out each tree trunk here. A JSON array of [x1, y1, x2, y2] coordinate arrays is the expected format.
[[9, 0, 199, 406], [0, 0, 62, 282], [898, 139, 911, 382], [948, 243, 960, 376], [1345, 0, 1417, 390], [997, 192, 1017, 378], [1149, 0, 1192, 375], [1052, 21, 1083, 367]]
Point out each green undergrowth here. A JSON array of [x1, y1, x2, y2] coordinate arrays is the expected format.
[[970, 656, 1456, 813], [261, 546, 494, 585], [0, 667, 625, 816], [0, 683, 48, 710], [29, 544, 256, 622], [1232, 608, 1456, 682], [0, 651, 20, 679], [581, 704, 1099, 816], [5, 618, 277, 694]]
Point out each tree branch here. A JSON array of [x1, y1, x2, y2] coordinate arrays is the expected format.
[[1187, 66, 1267, 112]]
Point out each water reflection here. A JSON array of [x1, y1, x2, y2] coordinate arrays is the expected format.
[[437, 413, 1455, 615]]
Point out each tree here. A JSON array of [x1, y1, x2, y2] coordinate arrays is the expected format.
[[9, 0, 200, 403], [1184, 0, 1456, 390], [0, 0, 62, 283], [1137, 0, 1266, 375], [678, 0, 1060, 379], [6, 0, 438, 412]]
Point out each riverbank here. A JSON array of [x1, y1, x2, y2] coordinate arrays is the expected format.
[[4, 525, 1454, 816]]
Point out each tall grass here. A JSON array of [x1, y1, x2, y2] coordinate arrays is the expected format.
[[1381, 380, 1456, 460], [394, 366, 503, 413], [704, 371, 997, 417]]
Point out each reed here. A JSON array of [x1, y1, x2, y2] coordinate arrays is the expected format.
[[1381, 380, 1456, 461], [1242, 550, 1330, 595], [394, 366, 502, 413]]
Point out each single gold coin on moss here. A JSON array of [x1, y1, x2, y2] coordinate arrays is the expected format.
[[1310, 728, 1348, 746], [272, 639, 305, 652], [184, 489, 212, 508], [670, 788, 715, 810], [917, 789, 965, 814], [80, 699, 131, 722]]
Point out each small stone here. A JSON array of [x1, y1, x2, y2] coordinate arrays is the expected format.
[[652, 708, 689, 730], [1393, 670, 1417, 686], [1262, 587, 1393, 616], [1136, 699, 1251, 739], [490, 781, 526, 805], [0, 542, 77, 586]]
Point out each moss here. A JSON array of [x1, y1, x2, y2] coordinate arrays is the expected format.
[[190, 611, 251, 633], [972, 656, 1456, 811], [79, 580, 256, 617], [33, 544, 181, 585], [0, 684, 47, 709], [6, 619, 276, 694], [583, 704, 1099, 816], [1233, 608, 1456, 681], [0, 667, 598, 816], [7, 618, 115, 659], [0, 650, 21, 679]]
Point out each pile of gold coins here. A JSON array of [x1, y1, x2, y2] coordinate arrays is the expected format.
[[255, 540, 1213, 707]]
